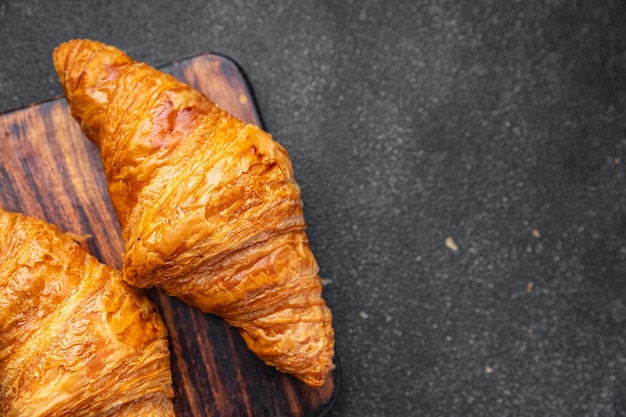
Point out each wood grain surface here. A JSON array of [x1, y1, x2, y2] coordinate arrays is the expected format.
[[0, 52, 338, 417]]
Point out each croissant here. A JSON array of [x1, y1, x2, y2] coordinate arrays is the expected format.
[[0, 206, 175, 416], [52, 39, 335, 386]]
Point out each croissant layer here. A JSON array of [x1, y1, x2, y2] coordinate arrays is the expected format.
[[53, 39, 334, 386], [0, 207, 175, 417]]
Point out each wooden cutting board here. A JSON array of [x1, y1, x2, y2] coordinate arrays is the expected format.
[[0, 52, 338, 417]]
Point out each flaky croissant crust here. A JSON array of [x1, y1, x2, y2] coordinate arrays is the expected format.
[[0, 207, 174, 417], [53, 39, 334, 386]]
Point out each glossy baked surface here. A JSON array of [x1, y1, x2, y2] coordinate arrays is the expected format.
[[0, 49, 338, 417], [0, 207, 174, 417], [53, 39, 334, 387]]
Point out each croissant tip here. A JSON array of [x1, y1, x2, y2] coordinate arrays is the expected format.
[[52, 38, 111, 72], [300, 356, 336, 387]]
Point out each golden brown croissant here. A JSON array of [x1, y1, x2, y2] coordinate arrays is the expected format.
[[53, 39, 335, 386], [0, 206, 175, 416]]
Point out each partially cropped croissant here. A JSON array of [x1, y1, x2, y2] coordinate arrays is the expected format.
[[0, 207, 175, 417], [53, 39, 335, 386]]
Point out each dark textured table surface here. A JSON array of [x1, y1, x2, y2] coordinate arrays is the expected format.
[[1, 1, 625, 416]]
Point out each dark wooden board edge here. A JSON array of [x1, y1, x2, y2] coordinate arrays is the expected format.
[[0, 52, 339, 417]]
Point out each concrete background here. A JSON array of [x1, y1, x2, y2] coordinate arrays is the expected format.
[[1, 1, 625, 416]]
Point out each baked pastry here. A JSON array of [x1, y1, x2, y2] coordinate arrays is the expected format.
[[0, 206, 175, 416], [53, 39, 335, 386]]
